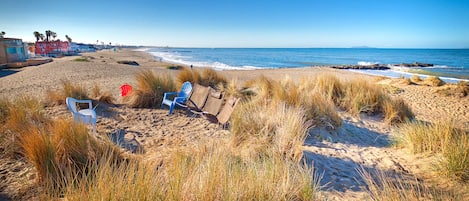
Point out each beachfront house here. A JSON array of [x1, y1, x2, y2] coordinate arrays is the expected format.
[[0, 38, 28, 67], [35, 41, 70, 57], [69, 42, 97, 53]]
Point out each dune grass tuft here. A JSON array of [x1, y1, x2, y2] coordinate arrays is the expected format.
[[56, 143, 319, 201], [199, 68, 228, 89], [424, 76, 445, 87], [400, 78, 413, 85], [359, 167, 461, 200], [230, 100, 308, 161], [47, 80, 89, 105], [411, 75, 422, 83], [176, 67, 200, 87], [176, 67, 227, 89], [341, 79, 387, 116], [396, 120, 469, 182], [438, 81, 469, 97], [91, 83, 115, 104], [308, 74, 343, 104], [127, 70, 175, 108], [383, 98, 414, 125]]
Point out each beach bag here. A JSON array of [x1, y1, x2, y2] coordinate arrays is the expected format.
[[120, 84, 132, 97]]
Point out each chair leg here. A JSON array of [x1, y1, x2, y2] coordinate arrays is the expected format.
[[169, 103, 175, 114]]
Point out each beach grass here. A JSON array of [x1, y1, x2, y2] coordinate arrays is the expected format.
[[395, 120, 469, 182], [341, 79, 387, 116], [437, 81, 469, 97], [230, 101, 308, 161], [47, 80, 89, 105], [54, 143, 319, 201], [127, 70, 175, 108], [91, 83, 115, 104], [411, 75, 422, 83], [423, 76, 445, 87], [1, 94, 320, 200], [383, 98, 414, 125], [359, 167, 461, 200], [176, 67, 227, 89]]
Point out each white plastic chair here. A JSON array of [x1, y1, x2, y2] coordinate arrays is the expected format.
[[66, 97, 97, 134]]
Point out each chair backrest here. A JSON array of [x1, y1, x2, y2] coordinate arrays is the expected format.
[[187, 83, 210, 109], [201, 88, 224, 116], [216, 97, 240, 125], [66, 97, 78, 113], [179, 81, 193, 99]]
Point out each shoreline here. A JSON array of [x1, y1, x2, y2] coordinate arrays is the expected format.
[[140, 48, 469, 83]]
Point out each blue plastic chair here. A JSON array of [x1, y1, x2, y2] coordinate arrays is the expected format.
[[161, 81, 192, 114]]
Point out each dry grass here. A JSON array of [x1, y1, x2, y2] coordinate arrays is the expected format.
[[383, 98, 414, 125], [0, 98, 9, 123], [56, 143, 319, 201], [359, 167, 461, 200], [299, 76, 342, 128], [127, 70, 176, 108], [12, 117, 123, 191], [411, 75, 422, 83], [308, 74, 343, 104], [176, 67, 227, 89], [230, 101, 308, 161], [1, 96, 123, 193], [217, 79, 242, 98], [199, 68, 227, 89], [91, 83, 115, 104], [456, 81, 469, 97], [399, 78, 413, 85], [424, 76, 445, 87], [436, 81, 469, 97], [47, 80, 89, 105], [176, 67, 200, 87], [341, 79, 387, 116], [396, 120, 469, 182]]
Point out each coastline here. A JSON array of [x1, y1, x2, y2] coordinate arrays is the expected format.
[[141, 48, 469, 83], [1, 48, 468, 199]]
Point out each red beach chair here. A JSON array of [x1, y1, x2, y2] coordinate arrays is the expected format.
[[120, 84, 132, 97]]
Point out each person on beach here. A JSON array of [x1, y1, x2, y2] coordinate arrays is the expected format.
[[190, 64, 193, 69]]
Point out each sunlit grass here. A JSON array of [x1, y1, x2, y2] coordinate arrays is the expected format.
[[395, 120, 469, 182], [127, 70, 175, 108], [58, 143, 319, 201], [47, 80, 89, 105], [359, 167, 461, 200]]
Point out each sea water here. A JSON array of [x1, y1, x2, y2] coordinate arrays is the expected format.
[[144, 48, 469, 82]]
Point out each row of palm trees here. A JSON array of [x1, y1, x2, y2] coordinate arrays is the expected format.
[[33, 30, 72, 43]]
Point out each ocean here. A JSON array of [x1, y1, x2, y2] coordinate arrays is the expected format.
[[144, 48, 469, 83]]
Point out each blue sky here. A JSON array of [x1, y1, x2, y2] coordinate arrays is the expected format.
[[1, 0, 468, 48]]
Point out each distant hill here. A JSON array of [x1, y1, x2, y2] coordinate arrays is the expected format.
[[350, 46, 376, 49]]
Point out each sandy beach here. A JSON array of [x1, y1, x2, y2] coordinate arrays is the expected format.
[[1, 49, 468, 200]]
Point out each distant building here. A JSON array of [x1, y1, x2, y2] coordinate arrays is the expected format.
[[70, 42, 97, 53], [0, 38, 28, 66], [35, 41, 70, 57]]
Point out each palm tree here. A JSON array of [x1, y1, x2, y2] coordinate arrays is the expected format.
[[33, 31, 41, 41], [39, 33, 45, 41], [51, 32, 57, 41], [0, 31, 5, 38], [45, 30, 52, 42], [65, 35, 72, 43]]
